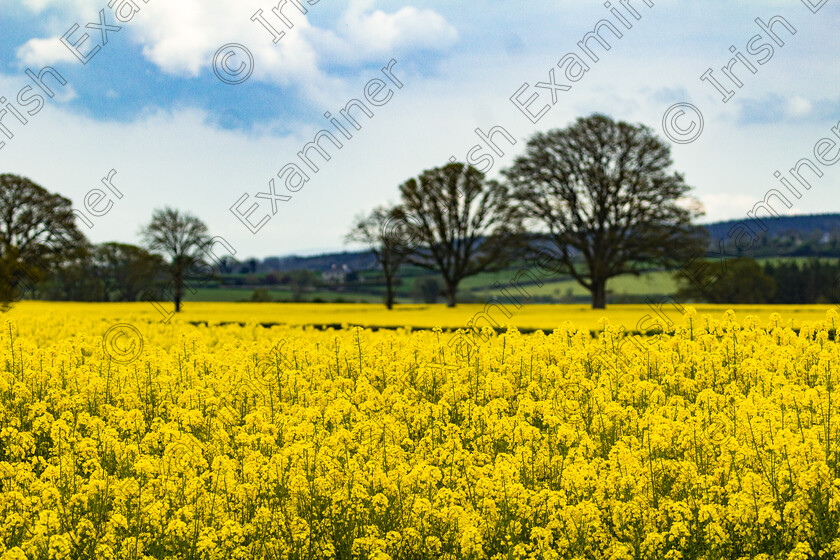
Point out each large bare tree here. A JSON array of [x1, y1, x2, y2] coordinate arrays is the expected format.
[[140, 207, 211, 312], [398, 162, 520, 307], [0, 174, 86, 309], [503, 114, 705, 309], [346, 205, 408, 309]]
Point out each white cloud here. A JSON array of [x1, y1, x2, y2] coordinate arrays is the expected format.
[[53, 84, 78, 103], [306, 1, 457, 67], [3, 0, 839, 259], [338, 0, 457, 56], [787, 96, 813, 118], [9, 0, 457, 99], [16, 37, 78, 67], [12, 0, 89, 14], [700, 193, 766, 222]]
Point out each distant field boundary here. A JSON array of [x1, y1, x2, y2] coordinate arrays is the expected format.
[[189, 320, 599, 334], [187, 320, 835, 339]]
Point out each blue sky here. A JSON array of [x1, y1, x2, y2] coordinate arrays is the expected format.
[[1, 0, 839, 259]]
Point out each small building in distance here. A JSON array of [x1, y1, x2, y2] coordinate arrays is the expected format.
[[322, 264, 351, 285]]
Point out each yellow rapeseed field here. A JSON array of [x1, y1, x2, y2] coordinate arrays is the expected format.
[[1, 303, 839, 559], [2, 301, 835, 335]]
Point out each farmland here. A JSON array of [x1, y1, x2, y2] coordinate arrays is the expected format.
[[4, 302, 839, 335], [0, 303, 838, 558], [4, 0, 840, 557]]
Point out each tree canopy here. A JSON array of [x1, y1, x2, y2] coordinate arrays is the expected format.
[[503, 114, 706, 308], [397, 162, 521, 307], [346, 205, 408, 309], [0, 174, 85, 308], [140, 207, 211, 312]]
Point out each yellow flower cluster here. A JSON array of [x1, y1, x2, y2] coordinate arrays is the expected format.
[[0, 307, 839, 559]]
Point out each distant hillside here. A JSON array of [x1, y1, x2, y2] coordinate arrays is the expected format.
[[271, 251, 377, 273], [702, 213, 840, 242], [262, 214, 840, 273]]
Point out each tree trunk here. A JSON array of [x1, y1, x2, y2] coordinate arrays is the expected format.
[[591, 278, 607, 309], [174, 271, 183, 312], [444, 279, 458, 308], [384, 271, 395, 310]]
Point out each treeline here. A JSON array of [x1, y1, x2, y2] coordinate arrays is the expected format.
[[2, 113, 770, 310], [703, 214, 840, 257], [347, 114, 705, 309], [0, 174, 216, 313], [677, 257, 840, 304], [39, 243, 166, 302]]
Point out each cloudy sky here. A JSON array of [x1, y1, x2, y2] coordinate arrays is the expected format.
[[1, 0, 839, 259]]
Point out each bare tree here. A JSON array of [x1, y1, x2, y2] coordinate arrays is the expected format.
[[398, 162, 520, 307], [140, 207, 211, 312], [0, 174, 86, 309], [503, 114, 705, 309], [345, 205, 407, 309]]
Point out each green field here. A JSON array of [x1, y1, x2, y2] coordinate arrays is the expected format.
[[189, 269, 678, 304], [187, 256, 836, 304]]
